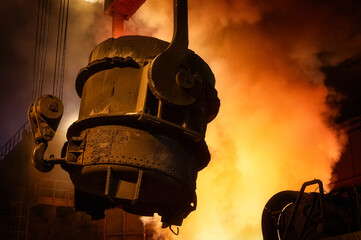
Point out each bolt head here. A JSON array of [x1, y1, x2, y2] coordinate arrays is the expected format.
[[176, 69, 195, 89], [48, 103, 58, 112]]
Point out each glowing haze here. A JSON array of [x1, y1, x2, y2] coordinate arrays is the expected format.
[[83, 0, 102, 3], [123, 0, 361, 239], [64, 0, 360, 239]]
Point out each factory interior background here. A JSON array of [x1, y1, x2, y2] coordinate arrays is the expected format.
[[0, 0, 361, 239]]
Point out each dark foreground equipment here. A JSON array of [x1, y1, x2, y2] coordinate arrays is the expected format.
[[28, 0, 219, 227], [262, 179, 361, 240]]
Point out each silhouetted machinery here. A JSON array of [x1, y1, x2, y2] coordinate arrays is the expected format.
[[28, 0, 219, 228], [262, 180, 361, 239]]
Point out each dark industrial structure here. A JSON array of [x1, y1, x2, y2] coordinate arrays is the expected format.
[[0, 129, 154, 239], [1, 0, 361, 239], [327, 57, 361, 189], [28, 0, 219, 230], [261, 57, 361, 240], [1, 0, 219, 238]]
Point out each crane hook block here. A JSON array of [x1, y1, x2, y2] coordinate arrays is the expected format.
[[28, 95, 64, 172], [28, 95, 63, 144]]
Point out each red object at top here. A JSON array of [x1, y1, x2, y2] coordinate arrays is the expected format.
[[104, 0, 146, 38]]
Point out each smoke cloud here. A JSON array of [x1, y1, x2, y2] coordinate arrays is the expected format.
[[129, 0, 361, 239], [1, 0, 360, 239]]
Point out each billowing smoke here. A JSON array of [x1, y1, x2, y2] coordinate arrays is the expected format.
[[1, 0, 359, 238], [125, 0, 361, 239], [141, 215, 176, 240]]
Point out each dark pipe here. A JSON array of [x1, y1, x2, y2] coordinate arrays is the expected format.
[[282, 179, 324, 240]]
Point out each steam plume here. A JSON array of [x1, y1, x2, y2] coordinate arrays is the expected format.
[[128, 0, 361, 239], [2, 0, 358, 238]]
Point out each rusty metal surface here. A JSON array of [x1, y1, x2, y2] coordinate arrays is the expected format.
[[76, 56, 139, 97], [32, 142, 54, 172], [148, 0, 192, 106], [105, 166, 143, 205], [65, 12, 219, 225], [29, 0, 220, 228], [66, 125, 204, 186], [65, 33, 218, 225], [71, 40, 219, 140], [28, 95, 63, 143], [69, 164, 197, 226], [88, 36, 169, 66], [28, 95, 64, 172], [78, 67, 143, 119]]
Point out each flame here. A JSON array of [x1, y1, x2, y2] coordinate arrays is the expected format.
[[124, 0, 361, 239]]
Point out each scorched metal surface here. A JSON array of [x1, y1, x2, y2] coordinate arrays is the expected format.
[[28, 0, 219, 228]]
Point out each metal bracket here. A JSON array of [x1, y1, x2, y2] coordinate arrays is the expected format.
[[105, 166, 143, 205], [282, 179, 325, 240], [148, 0, 202, 106]]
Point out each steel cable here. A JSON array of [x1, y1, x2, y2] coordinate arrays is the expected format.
[[53, 0, 69, 100], [52, 0, 64, 97], [32, 0, 52, 102]]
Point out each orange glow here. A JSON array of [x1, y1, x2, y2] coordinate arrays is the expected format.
[[123, 0, 359, 239], [83, 0, 102, 3], [112, 13, 125, 38]]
